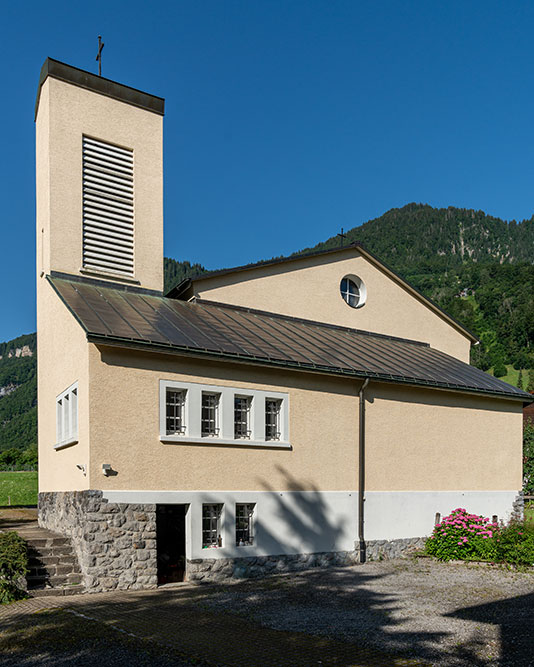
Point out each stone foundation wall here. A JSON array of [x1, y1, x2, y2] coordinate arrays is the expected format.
[[38, 491, 157, 592], [511, 491, 524, 521], [187, 536, 425, 582], [39, 491, 425, 590]]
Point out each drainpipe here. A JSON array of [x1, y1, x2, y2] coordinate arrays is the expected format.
[[358, 378, 370, 563]]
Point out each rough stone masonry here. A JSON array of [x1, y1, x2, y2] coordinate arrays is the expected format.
[[39, 490, 426, 591], [39, 491, 158, 592]]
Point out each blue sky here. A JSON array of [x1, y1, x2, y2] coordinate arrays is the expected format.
[[2, 1, 534, 342]]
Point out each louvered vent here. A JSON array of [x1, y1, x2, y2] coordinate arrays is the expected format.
[[82, 136, 134, 277]]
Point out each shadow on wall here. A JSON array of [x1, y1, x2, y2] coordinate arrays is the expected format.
[[255, 464, 350, 555]]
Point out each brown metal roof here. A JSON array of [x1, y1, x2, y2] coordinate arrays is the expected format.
[[48, 275, 530, 402]]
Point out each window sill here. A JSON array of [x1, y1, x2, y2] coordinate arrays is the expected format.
[[160, 435, 291, 449], [54, 438, 79, 450]]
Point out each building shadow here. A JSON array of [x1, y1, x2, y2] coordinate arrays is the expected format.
[[447, 591, 534, 667]]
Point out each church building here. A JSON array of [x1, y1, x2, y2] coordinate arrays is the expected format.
[[35, 59, 529, 591]]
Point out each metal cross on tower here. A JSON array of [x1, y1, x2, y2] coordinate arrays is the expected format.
[[96, 36, 104, 76], [337, 227, 347, 247]]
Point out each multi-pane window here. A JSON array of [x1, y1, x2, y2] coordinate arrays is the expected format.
[[234, 396, 252, 439], [201, 392, 220, 437], [56, 383, 78, 446], [265, 399, 282, 441], [166, 389, 186, 435], [160, 381, 288, 445], [236, 503, 255, 546], [202, 504, 223, 548]]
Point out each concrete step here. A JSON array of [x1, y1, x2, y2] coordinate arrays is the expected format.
[[7, 519, 85, 594], [29, 584, 85, 598]]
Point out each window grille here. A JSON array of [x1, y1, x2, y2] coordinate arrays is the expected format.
[[202, 504, 222, 547], [166, 389, 186, 435], [235, 503, 255, 546], [265, 399, 282, 441], [201, 392, 220, 437], [234, 396, 251, 439], [82, 136, 134, 277]]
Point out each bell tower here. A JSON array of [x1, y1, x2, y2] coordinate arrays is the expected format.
[[35, 58, 165, 291]]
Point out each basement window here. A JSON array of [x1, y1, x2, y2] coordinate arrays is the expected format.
[[55, 383, 78, 449], [236, 503, 255, 546], [202, 504, 223, 548]]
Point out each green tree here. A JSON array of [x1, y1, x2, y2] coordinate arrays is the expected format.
[[528, 370, 534, 394], [493, 360, 507, 378], [524, 422, 534, 495], [518, 370, 524, 390]]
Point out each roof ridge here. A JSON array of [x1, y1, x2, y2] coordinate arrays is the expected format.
[[189, 298, 430, 348], [165, 243, 363, 297]]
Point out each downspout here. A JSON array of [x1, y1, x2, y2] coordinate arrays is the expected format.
[[358, 378, 370, 563]]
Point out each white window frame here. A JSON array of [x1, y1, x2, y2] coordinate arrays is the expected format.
[[159, 380, 290, 448], [55, 382, 79, 449]]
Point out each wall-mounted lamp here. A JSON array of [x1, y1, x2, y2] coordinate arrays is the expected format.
[[102, 463, 112, 476], [76, 464, 87, 476]]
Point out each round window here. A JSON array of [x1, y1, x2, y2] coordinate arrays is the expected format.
[[340, 275, 366, 309]]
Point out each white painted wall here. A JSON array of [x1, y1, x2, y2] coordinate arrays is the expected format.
[[103, 489, 520, 558], [364, 490, 519, 540], [104, 490, 358, 559]]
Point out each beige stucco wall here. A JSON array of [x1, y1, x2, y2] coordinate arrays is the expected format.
[[366, 383, 523, 491], [190, 249, 472, 362], [87, 347, 359, 492], [35, 77, 163, 292], [78, 345, 522, 494], [37, 280, 90, 492]]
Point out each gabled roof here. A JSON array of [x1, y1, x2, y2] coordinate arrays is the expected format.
[[166, 243, 478, 343], [48, 274, 529, 402]]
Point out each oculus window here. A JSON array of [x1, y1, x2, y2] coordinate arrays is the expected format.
[[340, 275, 366, 309]]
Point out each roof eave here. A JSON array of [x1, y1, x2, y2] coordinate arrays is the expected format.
[[86, 333, 527, 403]]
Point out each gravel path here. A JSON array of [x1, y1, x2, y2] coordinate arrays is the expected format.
[[198, 558, 534, 666]]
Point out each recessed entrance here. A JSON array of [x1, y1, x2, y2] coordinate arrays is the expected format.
[[156, 504, 187, 584]]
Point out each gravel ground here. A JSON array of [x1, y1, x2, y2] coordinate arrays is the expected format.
[[197, 558, 534, 666]]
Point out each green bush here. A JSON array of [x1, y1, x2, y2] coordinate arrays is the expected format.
[[494, 521, 534, 566], [524, 422, 534, 495], [0, 531, 28, 603], [425, 508, 534, 567], [425, 508, 497, 561]]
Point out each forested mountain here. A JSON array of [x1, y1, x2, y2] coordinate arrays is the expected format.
[[0, 333, 37, 455], [3, 203, 533, 453]]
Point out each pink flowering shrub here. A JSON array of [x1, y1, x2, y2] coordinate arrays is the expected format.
[[424, 508, 498, 561]]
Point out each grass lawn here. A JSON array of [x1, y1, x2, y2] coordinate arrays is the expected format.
[[525, 502, 534, 524], [488, 365, 532, 388], [0, 471, 37, 506]]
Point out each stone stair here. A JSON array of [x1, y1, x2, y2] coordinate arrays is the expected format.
[[1, 514, 84, 596]]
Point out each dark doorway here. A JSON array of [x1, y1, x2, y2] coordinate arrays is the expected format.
[[156, 504, 187, 584]]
